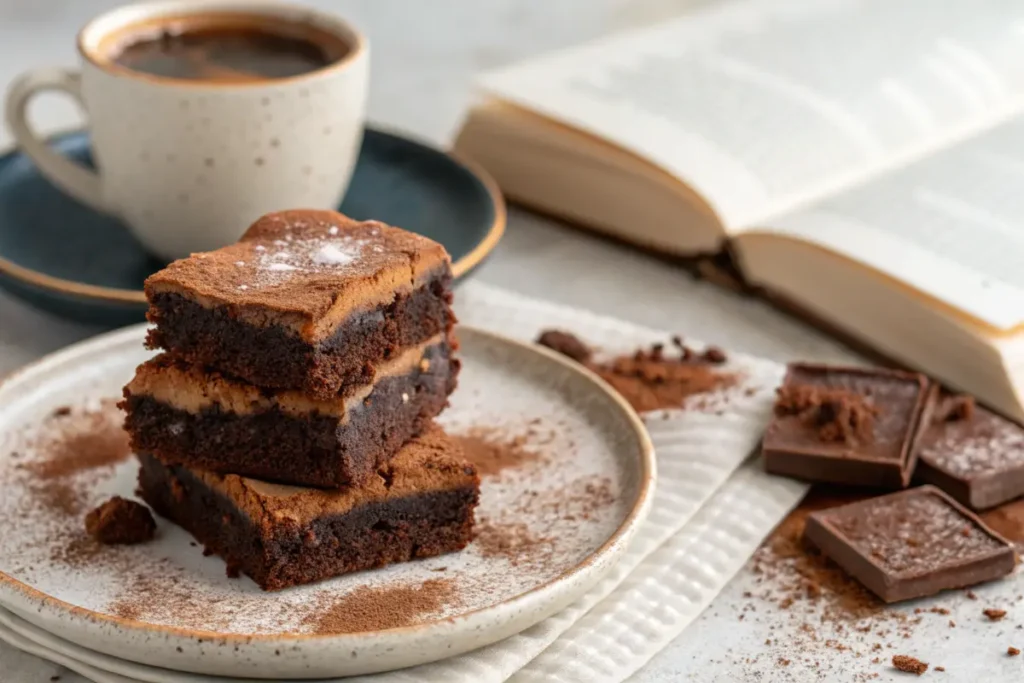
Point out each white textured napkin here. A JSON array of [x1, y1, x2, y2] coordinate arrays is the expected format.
[[0, 283, 806, 683]]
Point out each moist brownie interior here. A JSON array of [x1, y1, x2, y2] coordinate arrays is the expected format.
[[144, 209, 456, 399], [122, 335, 459, 487], [137, 423, 479, 591]]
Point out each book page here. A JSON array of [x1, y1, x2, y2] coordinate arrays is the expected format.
[[478, 0, 1024, 230], [759, 117, 1024, 330]]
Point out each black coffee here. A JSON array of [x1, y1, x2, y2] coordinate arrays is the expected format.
[[107, 17, 349, 82]]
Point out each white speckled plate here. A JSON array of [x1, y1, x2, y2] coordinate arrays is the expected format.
[[0, 325, 653, 679]]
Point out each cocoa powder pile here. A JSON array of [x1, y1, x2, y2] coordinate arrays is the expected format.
[[20, 402, 132, 518], [774, 385, 878, 444], [303, 579, 457, 634], [452, 424, 549, 479], [536, 330, 736, 413]]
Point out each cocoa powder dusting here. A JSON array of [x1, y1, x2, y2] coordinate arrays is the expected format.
[[452, 426, 548, 479], [535, 330, 736, 413], [303, 579, 456, 634], [26, 406, 131, 480], [20, 402, 132, 517], [474, 521, 553, 566]]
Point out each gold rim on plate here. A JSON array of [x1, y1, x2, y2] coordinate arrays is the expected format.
[[0, 324, 654, 644]]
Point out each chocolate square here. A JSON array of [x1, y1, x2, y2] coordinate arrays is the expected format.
[[804, 486, 1016, 603], [916, 392, 1024, 510], [762, 363, 931, 488]]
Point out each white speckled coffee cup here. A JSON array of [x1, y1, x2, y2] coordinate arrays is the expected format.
[[5, 0, 369, 261]]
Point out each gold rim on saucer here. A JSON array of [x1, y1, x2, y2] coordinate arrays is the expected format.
[[0, 129, 506, 307]]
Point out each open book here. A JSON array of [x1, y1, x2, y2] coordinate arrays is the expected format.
[[454, 0, 1024, 422]]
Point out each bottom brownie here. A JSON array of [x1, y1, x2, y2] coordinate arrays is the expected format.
[[136, 425, 479, 591]]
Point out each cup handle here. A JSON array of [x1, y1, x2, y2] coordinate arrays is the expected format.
[[5, 67, 111, 214]]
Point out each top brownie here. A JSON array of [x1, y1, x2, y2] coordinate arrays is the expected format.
[[145, 210, 454, 399]]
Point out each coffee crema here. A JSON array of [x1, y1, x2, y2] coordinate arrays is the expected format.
[[99, 14, 351, 83]]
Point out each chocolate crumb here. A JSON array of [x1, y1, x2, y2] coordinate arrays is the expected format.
[[935, 394, 975, 423], [702, 346, 728, 364], [50, 677, 61, 682], [984, 608, 1007, 621], [51, 406, 72, 418], [1009, 646, 1020, 656], [892, 655, 928, 675], [84, 497, 156, 545], [935, 666, 945, 672], [536, 330, 592, 364], [966, 590, 978, 600], [775, 384, 877, 444], [949, 620, 956, 628]]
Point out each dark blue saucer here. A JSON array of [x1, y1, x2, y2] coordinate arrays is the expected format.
[[0, 128, 504, 327]]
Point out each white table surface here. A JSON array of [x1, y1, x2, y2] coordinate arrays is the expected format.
[[0, 1, 863, 680]]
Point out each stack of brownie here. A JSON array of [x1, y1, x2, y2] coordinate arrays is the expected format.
[[762, 363, 1023, 603], [121, 210, 479, 591]]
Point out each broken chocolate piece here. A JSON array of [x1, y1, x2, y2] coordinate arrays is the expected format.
[[915, 390, 1024, 510], [804, 486, 1016, 603], [85, 496, 156, 545], [763, 363, 931, 488]]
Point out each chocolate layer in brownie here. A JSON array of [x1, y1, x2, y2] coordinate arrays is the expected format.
[[136, 425, 479, 591], [123, 337, 458, 488], [144, 210, 455, 399]]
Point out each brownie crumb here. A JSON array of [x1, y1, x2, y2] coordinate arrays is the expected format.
[[50, 677, 61, 682], [966, 590, 978, 600], [984, 608, 1007, 621], [84, 497, 156, 545], [51, 406, 72, 418], [536, 330, 592, 364], [935, 666, 945, 672], [892, 655, 928, 675], [1009, 646, 1020, 656], [775, 385, 878, 444], [935, 394, 975, 423]]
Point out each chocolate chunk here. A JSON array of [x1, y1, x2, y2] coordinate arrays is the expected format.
[[535, 330, 592, 364], [803, 486, 1017, 603], [915, 390, 1024, 510], [85, 496, 156, 545], [763, 364, 931, 488]]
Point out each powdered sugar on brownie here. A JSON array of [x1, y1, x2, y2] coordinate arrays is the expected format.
[[241, 234, 369, 288], [143, 209, 451, 330]]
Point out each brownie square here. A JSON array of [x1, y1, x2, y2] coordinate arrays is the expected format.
[[122, 336, 458, 488], [144, 210, 455, 400], [136, 423, 479, 591], [762, 363, 931, 488], [804, 486, 1017, 603], [915, 392, 1024, 510]]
